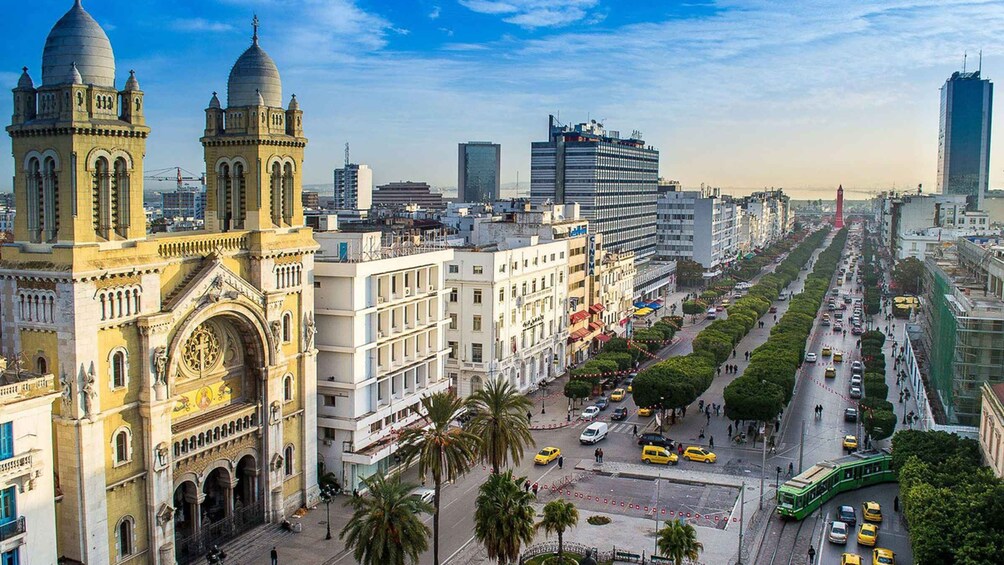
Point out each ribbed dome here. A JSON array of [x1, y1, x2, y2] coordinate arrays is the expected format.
[[17, 67, 34, 89], [227, 33, 282, 108], [41, 1, 115, 87]]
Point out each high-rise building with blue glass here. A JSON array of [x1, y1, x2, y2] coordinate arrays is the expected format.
[[458, 142, 501, 203], [938, 70, 993, 210]]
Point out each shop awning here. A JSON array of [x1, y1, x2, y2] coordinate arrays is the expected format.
[[568, 328, 590, 342], [648, 301, 662, 310], [595, 333, 611, 343], [589, 303, 605, 314], [634, 307, 653, 317], [633, 301, 648, 308], [570, 310, 590, 324], [588, 322, 602, 332]]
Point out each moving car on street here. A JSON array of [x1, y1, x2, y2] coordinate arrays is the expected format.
[[872, 548, 895, 565], [610, 388, 626, 401], [828, 520, 849, 544], [682, 446, 717, 463], [595, 396, 610, 410], [841, 554, 863, 565], [862, 501, 882, 522], [637, 433, 673, 448], [611, 407, 628, 420], [822, 346, 832, 356], [838, 505, 857, 526], [581, 406, 600, 420], [534, 447, 561, 465], [843, 435, 858, 451], [857, 523, 878, 546], [844, 407, 858, 422], [805, 352, 817, 363], [637, 407, 653, 417]]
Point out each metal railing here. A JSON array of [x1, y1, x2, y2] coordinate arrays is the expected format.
[[0, 517, 26, 542], [175, 501, 264, 565]]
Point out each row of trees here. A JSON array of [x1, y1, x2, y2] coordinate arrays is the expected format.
[[859, 330, 896, 440], [723, 228, 847, 426], [893, 430, 1004, 564]]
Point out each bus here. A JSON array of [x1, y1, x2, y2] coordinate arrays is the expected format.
[[776, 449, 894, 520]]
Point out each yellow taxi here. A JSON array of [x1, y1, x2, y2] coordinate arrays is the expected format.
[[610, 388, 626, 402], [833, 352, 844, 362], [627, 383, 633, 392], [862, 501, 882, 522], [641, 445, 678, 465], [638, 407, 654, 417], [841, 554, 863, 565], [721, 299, 730, 307], [825, 366, 836, 378], [682, 446, 717, 463], [842, 435, 858, 450], [534, 447, 561, 465], [822, 346, 833, 357], [872, 548, 895, 565], [857, 523, 878, 547]]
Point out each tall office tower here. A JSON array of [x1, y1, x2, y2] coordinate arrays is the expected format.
[[938, 69, 993, 210], [458, 141, 501, 203], [531, 116, 659, 263], [334, 163, 373, 211], [835, 185, 844, 228]]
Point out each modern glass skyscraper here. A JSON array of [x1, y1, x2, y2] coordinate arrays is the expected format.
[[457, 142, 501, 203], [938, 70, 993, 210], [530, 116, 659, 263]]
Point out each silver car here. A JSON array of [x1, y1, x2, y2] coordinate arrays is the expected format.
[[828, 520, 849, 544]]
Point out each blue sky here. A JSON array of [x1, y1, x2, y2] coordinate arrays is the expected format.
[[3, 0, 1004, 199]]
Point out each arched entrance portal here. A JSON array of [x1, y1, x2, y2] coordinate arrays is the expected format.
[[171, 312, 269, 565]]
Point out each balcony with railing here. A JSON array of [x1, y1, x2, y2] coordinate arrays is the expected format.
[[0, 517, 26, 542], [171, 403, 260, 462], [0, 372, 55, 406], [0, 452, 35, 484]]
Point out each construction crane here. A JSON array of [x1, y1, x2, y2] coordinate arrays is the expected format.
[[144, 167, 206, 190]]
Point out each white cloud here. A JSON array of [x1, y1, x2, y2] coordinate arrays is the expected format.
[[458, 0, 600, 28], [172, 18, 234, 32], [429, 5, 442, 19]]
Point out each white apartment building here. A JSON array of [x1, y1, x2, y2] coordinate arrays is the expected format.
[[446, 237, 569, 398], [657, 188, 739, 277], [313, 231, 453, 492], [598, 250, 636, 336], [738, 190, 794, 250], [0, 363, 59, 565], [333, 163, 373, 211], [0, 207, 14, 234], [876, 193, 995, 259]]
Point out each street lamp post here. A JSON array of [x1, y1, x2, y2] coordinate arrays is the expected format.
[[320, 484, 337, 540], [775, 466, 782, 490]]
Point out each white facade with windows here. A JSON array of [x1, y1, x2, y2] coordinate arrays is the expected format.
[[446, 238, 569, 398], [0, 363, 59, 565], [313, 231, 453, 492], [657, 189, 739, 275]]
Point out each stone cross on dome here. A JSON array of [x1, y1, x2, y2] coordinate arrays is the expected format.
[[252, 13, 259, 43]]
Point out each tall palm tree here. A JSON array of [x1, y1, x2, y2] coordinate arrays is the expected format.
[[466, 377, 535, 473], [656, 520, 704, 565], [397, 391, 480, 565], [535, 499, 579, 561], [473, 471, 536, 564], [339, 473, 433, 565]]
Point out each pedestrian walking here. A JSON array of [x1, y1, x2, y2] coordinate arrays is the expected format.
[[598, 449, 604, 463], [706, 412, 711, 424], [893, 495, 899, 512], [594, 448, 600, 463], [271, 547, 278, 565], [728, 424, 733, 437], [527, 411, 532, 423], [558, 456, 564, 469], [678, 444, 684, 456], [709, 436, 714, 449], [633, 424, 638, 436], [733, 349, 737, 358], [699, 399, 705, 411], [788, 462, 794, 477], [807, 546, 816, 564], [525, 480, 531, 492], [532, 482, 539, 496]]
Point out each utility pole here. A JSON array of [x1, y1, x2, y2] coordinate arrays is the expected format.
[[798, 419, 805, 474], [759, 420, 767, 509], [653, 472, 662, 555], [737, 482, 745, 565]]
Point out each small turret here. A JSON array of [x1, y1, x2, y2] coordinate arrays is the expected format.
[[205, 91, 223, 136], [12, 66, 37, 124], [285, 93, 302, 137], [119, 69, 144, 125]]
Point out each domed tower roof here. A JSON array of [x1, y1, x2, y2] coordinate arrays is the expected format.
[[41, 1, 116, 88], [227, 15, 282, 108], [17, 67, 34, 89]]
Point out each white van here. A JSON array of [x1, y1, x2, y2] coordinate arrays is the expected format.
[[706, 308, 717, 319], [579, 422, 608, 444]]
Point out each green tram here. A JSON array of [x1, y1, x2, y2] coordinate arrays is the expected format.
[[777, 449, 895, 520]]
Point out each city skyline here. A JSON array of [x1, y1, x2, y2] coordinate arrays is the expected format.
[[2, 1, 1003, 200]]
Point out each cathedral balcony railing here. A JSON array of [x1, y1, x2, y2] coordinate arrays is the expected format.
[[156, 232, 250, 259], [0, 373, 55, 406], [171, 403, 260, 463]]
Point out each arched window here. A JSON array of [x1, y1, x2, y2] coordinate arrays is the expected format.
[[283, 374, 294, 402], [26, 157, 42, 242], [217, 163, 232, 231], [232, 162, 247, 229], [113, 427, 131, 465], [42, 156, 59, 241], [116, 516, 134, 557], [282, 312, 292, 342], [111, 350, 127, 389], [270, 162, 283, 226], [282, 162, 294, 225], [283, 444, 294, 476], [93, 156, 110, 238], [113, 157, 130, 238], [36, 356, 47, 374]]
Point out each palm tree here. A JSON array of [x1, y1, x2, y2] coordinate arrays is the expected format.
[[473, 470, 536, 564], [397, 391, 480, 565], [535, 499, 579, 561], [656, 520, 704, 565], [466, 377, 535, 473], [339, 473, 433, 565]]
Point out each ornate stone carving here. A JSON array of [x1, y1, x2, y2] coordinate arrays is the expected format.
[[59, 370, 72, 408], [303, 312, 316, 350], [204, 276, 224, 303], [154, 442, 170, 470], [270, 320, 282, 356], [156, 503, 174, 527], [82, 364, 97, 418], [182, 324, 221, 372], [153, 346, 168, 385]]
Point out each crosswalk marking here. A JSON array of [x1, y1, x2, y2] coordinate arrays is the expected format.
[[567, 420, 636, 434]]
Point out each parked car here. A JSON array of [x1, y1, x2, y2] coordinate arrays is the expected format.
[[637, 433, 673, 449], [682, 446, 716, 463], [849, 385, 862, 399], [641, 445, 678, 465]]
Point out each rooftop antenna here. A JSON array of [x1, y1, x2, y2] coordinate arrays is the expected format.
[[345, 142, 350, 170], [963, 50, 967, 74], [979, 50, 983, 75]]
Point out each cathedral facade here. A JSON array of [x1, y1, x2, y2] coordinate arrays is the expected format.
[[2, 2, 318, 563]]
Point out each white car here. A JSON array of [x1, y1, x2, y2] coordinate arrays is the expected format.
[[409, 487, 436, 505], [581, 406, 601, 420], [828, 520, 849, 544], [805, 352, 817, 363]]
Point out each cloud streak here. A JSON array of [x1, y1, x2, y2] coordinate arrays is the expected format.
[[458, 0, 601, 28]]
